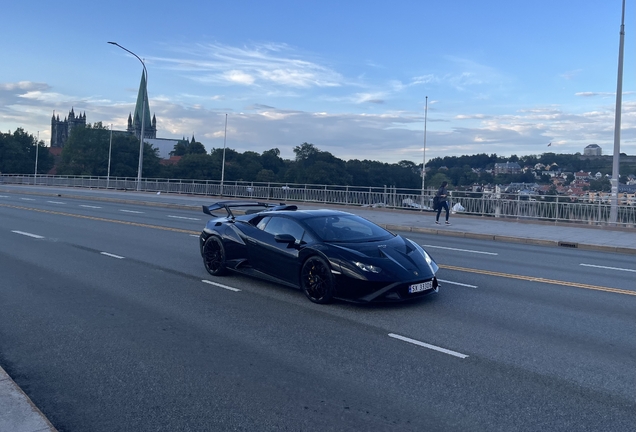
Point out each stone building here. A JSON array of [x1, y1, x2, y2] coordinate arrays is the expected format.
[[50, 108, 87, 148], [50, 71, 161, 148], [584, 144, 602, 156], [494, 162, 521, 175]]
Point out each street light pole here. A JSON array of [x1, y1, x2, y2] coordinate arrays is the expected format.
[[107, 124, 113, 189], [108, 41, 147, 192], [610, 0, 626, 224], [221, 114, 227, 196], [421, 96, 428, 209], [34, 131, 39, 185]]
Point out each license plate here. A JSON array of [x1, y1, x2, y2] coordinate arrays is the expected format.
[[409, 280, 433, 293]]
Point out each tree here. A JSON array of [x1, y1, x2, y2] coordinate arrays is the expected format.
[[428, 173, 452, 188], [58, 125, 161, 177], [0, 129, 53, 174], [293, 142, 321, 163], [171, 137, 207, 156], [255, 169, 277, 182], [261, 148, 285, 174], [173, 153, 217, 180], [588, 177, 611, 192]]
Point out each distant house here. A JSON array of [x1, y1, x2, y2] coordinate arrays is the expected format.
[[584, 144, 602, 156], [494, 162, 521, 175], [159, 155, 182, 166], [574, 171, 591, 181], [566, 186, 585, 197], [618, 184, 636, 194]]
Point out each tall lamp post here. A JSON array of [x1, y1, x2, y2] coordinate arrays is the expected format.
[[107, 124, 113, 189], [421, 96, 428, 209], [34, 131, 39, 185], [108, 41, 147, 192], [221, 114, 228, 196], [610, 0, 626, 224]]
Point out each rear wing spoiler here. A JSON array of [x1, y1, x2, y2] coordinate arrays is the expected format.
[[202, 201, 297, 218]]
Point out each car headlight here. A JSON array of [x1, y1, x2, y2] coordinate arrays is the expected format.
[[354, 262, 382, 273]]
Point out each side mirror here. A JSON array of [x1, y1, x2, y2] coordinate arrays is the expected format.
[[274, 233, 296, 244]]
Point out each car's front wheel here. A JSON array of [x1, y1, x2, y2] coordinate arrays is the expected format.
[[300, 256, 334, 304], [203, 236, 227, 276]]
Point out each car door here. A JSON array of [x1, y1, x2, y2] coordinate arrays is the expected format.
[[248, 216, 307, 284]]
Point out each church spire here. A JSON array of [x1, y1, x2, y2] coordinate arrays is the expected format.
[[133, 71, 152, 130]]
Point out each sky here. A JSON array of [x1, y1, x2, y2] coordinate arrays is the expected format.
[[1, 0, 634, 164]]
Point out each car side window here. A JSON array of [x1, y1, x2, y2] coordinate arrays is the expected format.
[[256, 216, 271, 230], [263, 217, 306, 241]]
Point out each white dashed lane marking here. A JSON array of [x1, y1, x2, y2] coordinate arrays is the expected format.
[[11, 230, 45, 239], [100, 252, 125, 259], [202, 280, 241, 292], [438, 279, 477, 288], [422, 244, 498, 256], [168, 215, 201, 221], [119, 210, 144, 214], [580, 263, 635, 273], [388, 333, 469, 359]]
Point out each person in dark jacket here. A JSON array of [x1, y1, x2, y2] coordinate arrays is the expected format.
[[435, 181, 451, 225]]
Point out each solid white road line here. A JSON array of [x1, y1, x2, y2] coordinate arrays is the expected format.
[[388, 333, 469, 359], [100, 252, 125, 259], [11, 230, 44, 239], [168, 215, 201, 221], [580, 263, 636, 273], [437, 279, 478, 288], [202, 280, 241, 292], [80, 205, 101, 209], [119, 210, 144, 214], [422, 244, 498, 255], [47, 201, 66, 204]]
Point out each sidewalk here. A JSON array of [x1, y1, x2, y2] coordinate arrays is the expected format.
[[1, 185, 635, 432], [0, 367, 56, 432]]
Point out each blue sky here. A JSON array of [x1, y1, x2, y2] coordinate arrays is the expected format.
[[1, 0, 634, 163]]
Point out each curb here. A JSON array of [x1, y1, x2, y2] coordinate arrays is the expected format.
[[0, 367, 57, 432], [388, 224, 636, 255]]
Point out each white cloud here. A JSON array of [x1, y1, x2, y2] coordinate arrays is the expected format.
[[152, 42, 343, 89], [223, 70, 255, 85]]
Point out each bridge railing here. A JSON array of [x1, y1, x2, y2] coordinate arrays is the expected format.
[[2, 174, 634, 227]]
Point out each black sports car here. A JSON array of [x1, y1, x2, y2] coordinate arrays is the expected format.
[[199, 201, 439, 304]]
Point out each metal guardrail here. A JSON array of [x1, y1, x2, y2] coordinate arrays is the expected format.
[[2, 174, 635, 227]]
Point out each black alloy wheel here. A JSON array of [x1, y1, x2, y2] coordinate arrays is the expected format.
[[301, 256, 335, 304], [203, 236, 227, 276]]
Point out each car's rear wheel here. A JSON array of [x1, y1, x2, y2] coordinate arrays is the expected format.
[[203, 236, 227, 276], [301, 256, 334, 304]]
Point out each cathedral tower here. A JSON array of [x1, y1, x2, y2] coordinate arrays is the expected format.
[[126, 71, 157, 140]]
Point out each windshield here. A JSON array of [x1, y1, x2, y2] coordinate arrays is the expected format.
[[304, 214, 394, 242]]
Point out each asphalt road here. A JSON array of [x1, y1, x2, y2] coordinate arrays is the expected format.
[[1, 191, 635, 431]]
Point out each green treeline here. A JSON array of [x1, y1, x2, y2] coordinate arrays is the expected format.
[[0, 128, 54, 174], [2, 125, 633, 189]]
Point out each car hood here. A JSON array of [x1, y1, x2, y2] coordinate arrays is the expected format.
[[327, 235, 437, 278]]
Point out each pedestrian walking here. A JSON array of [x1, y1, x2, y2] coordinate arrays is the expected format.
[[435, 181, 451, 225]]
